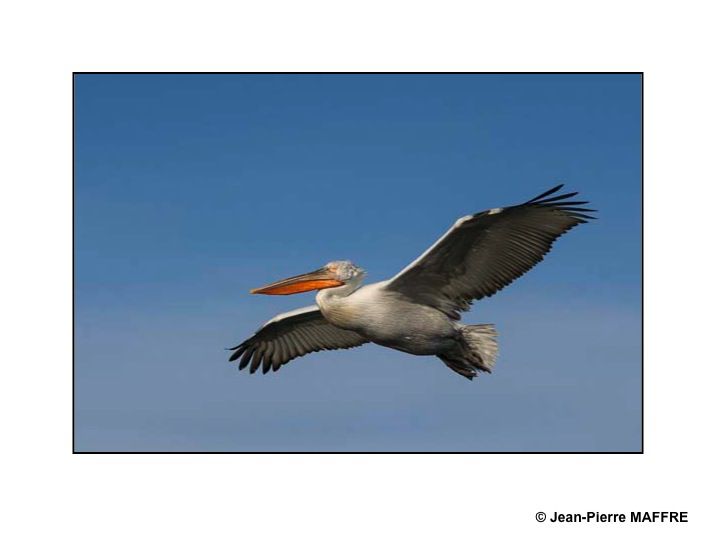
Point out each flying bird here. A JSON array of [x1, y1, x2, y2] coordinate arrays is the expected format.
[[229, 185, 595, 379]]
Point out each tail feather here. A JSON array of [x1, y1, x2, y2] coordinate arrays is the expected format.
[[439, 324, 498, 380]]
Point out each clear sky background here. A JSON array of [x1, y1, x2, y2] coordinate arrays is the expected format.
[[74, 74, 641, 452]]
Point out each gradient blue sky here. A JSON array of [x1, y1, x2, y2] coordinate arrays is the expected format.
[[74, 74, 641, 451]]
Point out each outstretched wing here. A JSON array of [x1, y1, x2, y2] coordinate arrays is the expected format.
[[384, 185, 596, 319], [228, 306, 369, 374]]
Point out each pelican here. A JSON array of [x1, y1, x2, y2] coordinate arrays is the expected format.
[[229, 185, 595, 379]]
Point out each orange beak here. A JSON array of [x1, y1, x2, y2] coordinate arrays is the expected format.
[[250, 268, 344, 295]]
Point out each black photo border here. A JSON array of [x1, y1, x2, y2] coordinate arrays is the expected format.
[[72, 71, 643, 455]]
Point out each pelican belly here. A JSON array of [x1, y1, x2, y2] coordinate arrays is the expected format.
[[317, 282, 458, 356]]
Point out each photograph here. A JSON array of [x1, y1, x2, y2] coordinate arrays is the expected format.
[[73, 73, 641, 453], [8, 0, 720, 536]]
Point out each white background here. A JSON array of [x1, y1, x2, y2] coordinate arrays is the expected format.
[[1, 1, 718, 538]]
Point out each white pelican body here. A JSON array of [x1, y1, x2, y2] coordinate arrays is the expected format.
[[316, 281, 457, 356], [229, 185, 594, 379]]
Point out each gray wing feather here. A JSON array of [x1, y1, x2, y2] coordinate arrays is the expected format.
[[228, 306, 368, 374], [385, 185, 595, 319]]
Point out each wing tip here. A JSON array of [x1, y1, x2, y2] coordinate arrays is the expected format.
[[526, 184, 597, 221], [525, 183, 565, 204]]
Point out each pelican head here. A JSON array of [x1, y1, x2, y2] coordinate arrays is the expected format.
[[251, 260, 365, 295]]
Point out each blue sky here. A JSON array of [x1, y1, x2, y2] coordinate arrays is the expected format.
[[74, 74, 641, 451]]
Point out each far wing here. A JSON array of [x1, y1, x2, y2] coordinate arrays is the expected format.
[[228, 306, 369, 374], [384, 185, 595, 319]]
